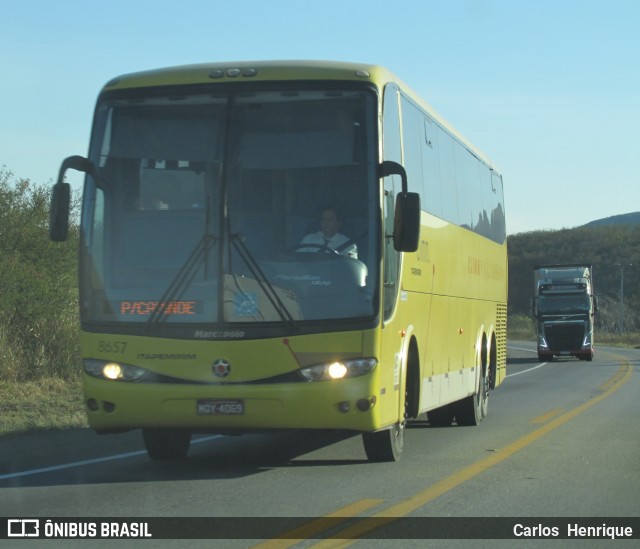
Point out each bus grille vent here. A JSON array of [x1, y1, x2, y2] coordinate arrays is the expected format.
[[495, 303, 507, 369]]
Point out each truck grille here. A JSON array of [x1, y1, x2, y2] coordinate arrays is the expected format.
[[545, 323, 584, 351]]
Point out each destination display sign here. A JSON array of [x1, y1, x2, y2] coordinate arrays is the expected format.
[[117, 301, 199, 316]]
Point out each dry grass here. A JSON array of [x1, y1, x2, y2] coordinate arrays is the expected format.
[[0, 377, 87, 435]]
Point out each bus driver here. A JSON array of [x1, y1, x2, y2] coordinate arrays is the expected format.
[[298, 207, 358, 259]]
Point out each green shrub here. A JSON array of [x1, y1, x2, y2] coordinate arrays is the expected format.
[[0, 166, 80, 381], [507, 314, 535, 341]]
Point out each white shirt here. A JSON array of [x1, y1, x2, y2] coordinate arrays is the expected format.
[[298, 231, 358, 259]]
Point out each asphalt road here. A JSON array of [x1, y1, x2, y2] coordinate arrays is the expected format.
[[1, 342, 638, 547]]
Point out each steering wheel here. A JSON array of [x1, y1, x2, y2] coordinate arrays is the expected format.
[[294, 243, 340, 255]]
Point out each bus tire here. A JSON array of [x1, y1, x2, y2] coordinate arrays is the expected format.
[[427, 405, 455, 427], [143, 428, 191, 460], [454, 369, 487, 426], [362, 422, 404, 462]]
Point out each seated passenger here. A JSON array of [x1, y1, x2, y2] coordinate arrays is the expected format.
[[298, 207, 357, 259]]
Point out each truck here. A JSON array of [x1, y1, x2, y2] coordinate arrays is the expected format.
[[532, 264, 598, 362]]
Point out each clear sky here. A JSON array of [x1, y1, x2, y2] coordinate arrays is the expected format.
[[2, 0, 638, 234]]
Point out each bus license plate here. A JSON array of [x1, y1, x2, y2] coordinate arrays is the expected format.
[[197, 399, 244, 416]]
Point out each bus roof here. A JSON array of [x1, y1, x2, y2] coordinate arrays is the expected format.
[[103, 60, 390, 89], [102, 60, 498, 174]]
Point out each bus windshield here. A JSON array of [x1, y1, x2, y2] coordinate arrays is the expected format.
[[80, 86, 379, 335]]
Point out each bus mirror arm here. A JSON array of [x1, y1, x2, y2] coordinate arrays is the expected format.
[[49, 155, 98, 242], [379, 161, 408, 194]]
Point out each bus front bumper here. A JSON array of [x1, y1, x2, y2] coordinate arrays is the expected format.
[[82, 374, 383, 433]]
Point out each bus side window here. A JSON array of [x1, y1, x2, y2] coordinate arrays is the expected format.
[[382, 84, 402, 320], [383, 187, 399, 319]]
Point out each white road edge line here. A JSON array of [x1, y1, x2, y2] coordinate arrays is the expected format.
[[506, 344, 548, 377], [0, 435, 222, 481], [507, 345, 537, 353], [507, 361, 549, 377]]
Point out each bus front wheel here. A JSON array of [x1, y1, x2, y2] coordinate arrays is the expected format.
[[362, 422, 404, 462], [142, 428, 192, 460]]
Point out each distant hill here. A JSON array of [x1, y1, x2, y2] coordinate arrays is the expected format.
[[507, 222, 640, 333], [583, 212, 640, 228]]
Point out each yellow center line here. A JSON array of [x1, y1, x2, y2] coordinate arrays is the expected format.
[[307, 359, 633, 548], [599, 365, 629, 391], [531, 408, 564, 424], [250, 499, 384, 549]]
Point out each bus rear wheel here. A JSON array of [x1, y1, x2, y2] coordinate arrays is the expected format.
[[362, 422, 404, 462], [142, 428, 192, 460], [454, 369, 488, 426], [427, 405, 455, 427]]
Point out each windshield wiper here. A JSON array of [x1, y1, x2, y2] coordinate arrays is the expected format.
[[147, 233, 217, 327], [229, 233, 296, 325]]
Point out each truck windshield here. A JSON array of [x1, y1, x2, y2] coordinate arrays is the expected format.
[[538, 295, 591, 314], [80, 86, 378, 336]]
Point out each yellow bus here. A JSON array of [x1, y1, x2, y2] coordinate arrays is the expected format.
[[50, 61, 507, 462]]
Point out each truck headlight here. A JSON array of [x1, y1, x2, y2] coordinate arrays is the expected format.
[[298, 358, 377, 381], [84, 359, 147, 381]]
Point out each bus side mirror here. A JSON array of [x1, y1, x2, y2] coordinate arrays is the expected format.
[[394, 192, 421, 252], [379, 161, 421, 253], [593, 295, 599, 315], [49, 155, 96, 242], [50, 181, 71, 242]]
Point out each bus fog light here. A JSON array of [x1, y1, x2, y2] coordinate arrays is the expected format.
[[338, 401, 350, 413], [357, 398, 372, 411], [102, 401, 116, 413]]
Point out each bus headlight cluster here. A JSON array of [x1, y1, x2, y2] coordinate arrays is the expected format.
[[298, 358, 377, 381], [83, 359, 147, 381]]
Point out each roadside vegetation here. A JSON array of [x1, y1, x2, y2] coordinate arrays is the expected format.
[[0, 166, 638, 434], [509, 225, 640, 335], [0, 166, 84, 433]]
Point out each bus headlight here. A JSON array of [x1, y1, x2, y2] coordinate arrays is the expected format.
[[298, 358, 377, 381], [84, 359, 147, 381]]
